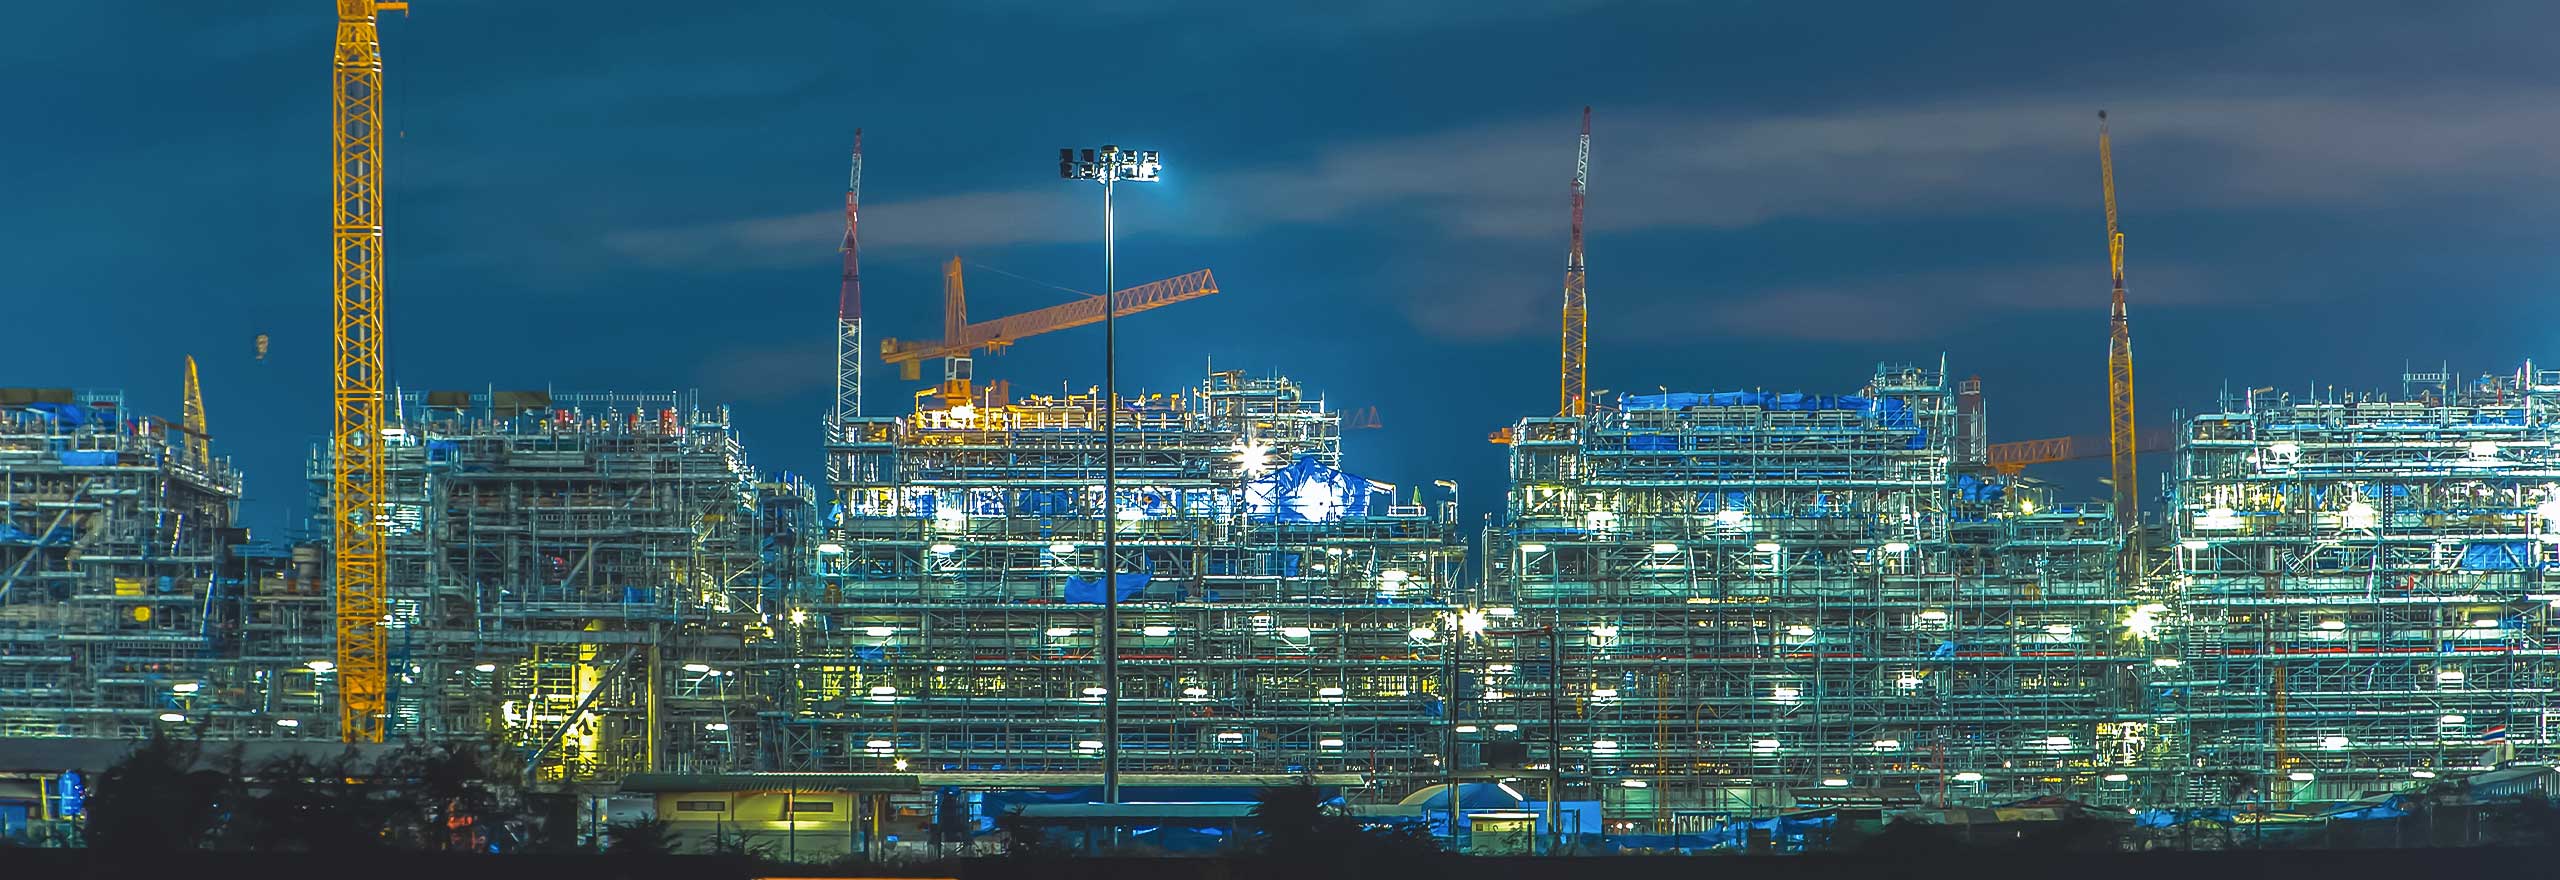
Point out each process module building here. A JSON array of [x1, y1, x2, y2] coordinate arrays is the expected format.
[[2161, 364, 2560, 802], [309, 389, 814, 782], [808, 370, 1466, 802], [1478, 361, 2143, 830]]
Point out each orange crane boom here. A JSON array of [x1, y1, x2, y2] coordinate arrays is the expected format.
[[880, 257, 1218, 380], [1986, 428, 2174, 475]]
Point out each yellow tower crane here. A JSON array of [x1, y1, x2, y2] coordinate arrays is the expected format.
[[1560, 107, 1591, 418], [181, 356, 209, 464], [331, 0, 405, 743], [2100, 111, 2140, 587]]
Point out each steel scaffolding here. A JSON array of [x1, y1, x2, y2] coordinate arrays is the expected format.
[[2161, 364, 2560, 805], [1481, 363, 2142, 829], [804, 371, 1465, 802], [0, 388, 302, 739], [309, 389, 807, 781]]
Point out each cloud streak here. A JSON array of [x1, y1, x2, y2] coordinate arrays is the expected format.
[[608, 79, 2560, 273]]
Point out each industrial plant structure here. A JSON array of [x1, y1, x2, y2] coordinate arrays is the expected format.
[[2161, 365, 2560, 803], [805, 370, 1465, 798]]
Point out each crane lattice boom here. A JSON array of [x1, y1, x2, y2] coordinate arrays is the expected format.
[[880, 258, 1219, 380], [1560, 106, 1590, 418], [833, 131, 863, 426], [330, 0, 403, 743], [2101, 111, 2141, 581]]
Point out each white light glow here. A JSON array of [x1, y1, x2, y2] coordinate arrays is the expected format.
[[866, 739, 894, 749], [1183, 687, 1209, 697], [2103, 773, 2130, 783], [1489, 607, 1517, 617], [929, 543, 958, 554], [2316, 619, 2346, 631], [1318, 686, 1345, 698], [1954, 772, 1985, 782], [1592, 688, 1620, 699], [1519, 543, 1549, 553], [1752, 739, 1781, 750], [172, 682, 199, 694], [2153, 658, 2183, 668], [1458, 609, 1489, 636], [949, 404, 975, 420], [1495, 723, 1520, 732], [1455, 725, 1479, 733], [1897, 676, 1924, 688], [2470, 441, 2501, 460], [2342, 500, 2377, 529], [1049, 542, 1077, 554], [2045, 735, 2073, 748], [474, 663, 498, 673], [275, 718, 300, 728], [2180, 539, 2209, 550], [2321, 735, 2349, 750], [2267, 442, 2300, 457], [871, 685, 898, 696], [2414, 770, 2438, 779], [1409, 627, 1438, 641], [1622, 779, 1649, 788], [1821, 778, 1849, 787], [706, 722, 731, 732], [1786, 625, 1815, 637], [2289, 771, 2316, 782], [2442, 714, 2468, 724], [866, 626, 895, 638], [1083, 687, 1109, 697], [2474, 617, 2502, 629], [1144, 625, 1175, 637], [1217, 732, 1246, 741], [1231, 441, 1272, 476], [1919, 609, 1948, 622], [2198, 507, 2241, 530], [788, 609, 807, 625], [1320, 738, 1345, 748], [1715, 509, 1749, 527], [1282, 626, 1313, 639], [1881, 541, 1911, 553], [1772, 687, 1801, 701], [158, 713, 185, 722], [818, 542, 845, 555], [1046, 627, 1077, 637], [1651, 542, 1679, 554], [1594, 740, 1620, 750], [306, 660, 335, 672], [1753, 541, 1782, 553], [1078, 740, 1104, 750], [2045, 624, 2075, 636], [1873, 739, 1901, 750], [2438, 670, 2467, 683], [683, 663, 712, 673]]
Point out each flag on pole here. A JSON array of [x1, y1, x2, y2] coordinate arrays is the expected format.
[[2481, 724, 2509, 743]]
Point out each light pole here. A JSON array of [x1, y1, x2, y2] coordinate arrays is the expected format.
[[1059, 145, 1161, 806]]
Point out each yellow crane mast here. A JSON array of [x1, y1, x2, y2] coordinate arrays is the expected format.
[[1560, 107, 1590, 418], [331, 0, 405, 743], [181, 356, 209, 464], [2100, 111, 2140, 586]]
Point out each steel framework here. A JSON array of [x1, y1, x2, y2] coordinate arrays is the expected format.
[[804, 371, 1465, 802], [1483, 362, 2144, 828], [2160, 364, 2560, 805]]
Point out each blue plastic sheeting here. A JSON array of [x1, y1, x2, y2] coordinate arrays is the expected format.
[[2461, 541, 2529, 571], [1957, 473, 2005, 503], [56, 451, 116, 466], [620, 587, 654, 604], [1064, 572, 1151, 603], [1627, 435, 1679, 451], [1016, 489, 1077, 516], [1401, 782, 1524, 812], [1245, 456, 1377, 523], [28, 403, 105, 428]]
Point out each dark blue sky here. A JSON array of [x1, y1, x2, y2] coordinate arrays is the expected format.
[[12, 2, 2560, 534]]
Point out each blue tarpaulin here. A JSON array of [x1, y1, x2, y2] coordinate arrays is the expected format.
[[56, 451, 115, 466], [2461, 541, 2529, 571], [1064, 572, 1151, 603], [1246, 456, 1377, 523]]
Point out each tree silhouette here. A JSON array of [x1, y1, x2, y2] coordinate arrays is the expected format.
[[83, 734, 228, 853]]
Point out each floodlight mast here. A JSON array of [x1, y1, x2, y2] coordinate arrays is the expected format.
[[1057, 145, 1160, 807]]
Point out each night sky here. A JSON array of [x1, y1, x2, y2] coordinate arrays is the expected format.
[[12, 2, 2560, 535]]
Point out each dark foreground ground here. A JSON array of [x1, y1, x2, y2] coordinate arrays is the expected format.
[[4, 846, 2550, 880]]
